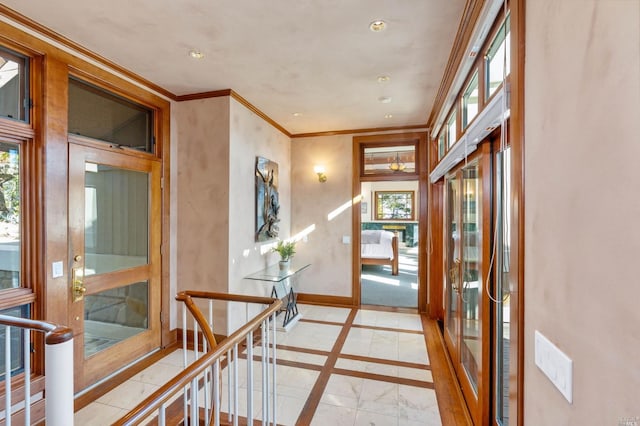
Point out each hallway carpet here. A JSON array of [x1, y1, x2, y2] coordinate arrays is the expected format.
[[361, 247, 418, 308]]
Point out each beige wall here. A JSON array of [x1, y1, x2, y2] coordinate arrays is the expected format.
[[173, 96, 291, 332], [525, 1, 640, 423], [291, 134, 354, 297], [227, 98, 291, 331], [174, 97, 231, 327]]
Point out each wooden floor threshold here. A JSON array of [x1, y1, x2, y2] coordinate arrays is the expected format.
[[422, 317, 473, 425]]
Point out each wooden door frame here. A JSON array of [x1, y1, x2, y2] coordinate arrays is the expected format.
[[351, 131, 428, 312]]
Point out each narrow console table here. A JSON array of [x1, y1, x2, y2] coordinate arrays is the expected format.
[[244, 263, 310, 331]]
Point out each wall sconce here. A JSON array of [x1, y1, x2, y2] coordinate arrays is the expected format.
[[313, 165, 327, 183]]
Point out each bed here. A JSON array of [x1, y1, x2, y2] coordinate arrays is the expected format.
[[361, 230, 399, 275]]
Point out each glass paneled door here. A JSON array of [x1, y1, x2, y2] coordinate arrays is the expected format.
[[68, 143, 162, 391], [443, 157, 488, 425]]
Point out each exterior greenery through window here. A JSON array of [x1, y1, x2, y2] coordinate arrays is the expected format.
[[374, 191, 415, 221], [0, 142, 20, 290]]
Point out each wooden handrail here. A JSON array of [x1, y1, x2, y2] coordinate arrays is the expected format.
[[114, 292, 282, 425], [0, 314, 73, 345]]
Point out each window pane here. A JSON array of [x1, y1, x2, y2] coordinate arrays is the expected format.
[[462, 72, 479, 129], [84, 163, 149, 276], [363, 145, 416, 176], [0, 142, 20, 290], [0, 47, 28, 122], [0, 304, 30, 381], [69, 78, 153, 153], [84, 281, 149, 357], [375, 191, 414, 220], [486, 15, 511, 100], [447, 113, 457, 149], [438, 133, 446, 160]]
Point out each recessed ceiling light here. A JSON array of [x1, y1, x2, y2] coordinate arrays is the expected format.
[[384, 114, 393, 119], [369, 20, 386, 32], [189, 49, 204, 59], [377, 75, 391, 83], [378, 96, 392, 104], [292, 112, 302, 117]]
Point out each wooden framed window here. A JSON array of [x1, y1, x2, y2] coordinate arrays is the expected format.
[[0, 47, 30, 123], [374, 190, 415, 221], [68, 77, 155, 154], [485, 14, 511, 101], [438, 132, 446, 160], [362, 144, 417, 178], [462, 71, 479, 129], [446, 112, 457, 149]]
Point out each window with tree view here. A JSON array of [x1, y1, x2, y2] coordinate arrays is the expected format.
[[0, 142, 20, 290], [374, 191, 415, 221]]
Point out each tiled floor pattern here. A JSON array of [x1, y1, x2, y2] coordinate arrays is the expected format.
[[75, 304, 442, 425]]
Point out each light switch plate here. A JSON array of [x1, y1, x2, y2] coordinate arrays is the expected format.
[[52, 261, 64, 278], [534, 330, 573, 403], [342, 235, 350, 244]]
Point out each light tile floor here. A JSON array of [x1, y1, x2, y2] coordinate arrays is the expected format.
[[75, 304, 442, 425]]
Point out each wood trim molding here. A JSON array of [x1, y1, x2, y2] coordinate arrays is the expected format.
[[0, 4, 174, 100], [296, 293, 354, 308], [510, 0, 525, 424], [174, 89, 232, 102], [422, 317, 473, 425], [427, 0, 485, 129], [292, 124, 428, 139], [229, 90, 291, 137], [175, 89, 292, 137]]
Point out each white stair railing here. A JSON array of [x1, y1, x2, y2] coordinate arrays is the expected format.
[[0, 314, 74, 426], [114, 291, 282, 426]]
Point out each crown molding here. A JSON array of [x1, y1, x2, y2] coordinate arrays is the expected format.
[[291, 124, 428, 139]]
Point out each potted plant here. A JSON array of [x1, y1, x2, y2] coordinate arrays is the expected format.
[[272, 240, 296, 271]]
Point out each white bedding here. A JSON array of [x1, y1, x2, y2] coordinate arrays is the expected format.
[[361, 230, 395, 259]]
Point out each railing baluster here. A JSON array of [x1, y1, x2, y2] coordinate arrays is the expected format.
[[182, 306, 188, 425], [227, 348, 232, 423], [214, 359, 221, 426], [271, 312, 277, 426], [194, 316, 200, 359], [158, 402, 166, 426], [261, 319, 268, 426], [191, 375, 199, 425], [4, 325, 12, 426], [233, 343, 239, 426], [24, 328, 30, 426], [266, 317, 272, 425], [247, 330, 254, 423]]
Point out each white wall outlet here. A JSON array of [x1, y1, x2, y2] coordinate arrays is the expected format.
[[52, 261, 64, 278], [342, 235, 351, 244], [534, 330, 573, 403]]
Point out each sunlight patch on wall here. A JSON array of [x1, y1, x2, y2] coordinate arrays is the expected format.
[[328, 195, 363, 221]]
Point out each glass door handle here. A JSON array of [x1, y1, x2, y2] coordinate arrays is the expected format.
[[71, 259, 86, 302], [450, 258, 462, 292]]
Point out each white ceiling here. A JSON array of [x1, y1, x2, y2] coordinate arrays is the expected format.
[[2, 0, 466, 135]]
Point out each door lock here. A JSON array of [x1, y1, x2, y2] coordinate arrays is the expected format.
[[71, 260, 86, 302]]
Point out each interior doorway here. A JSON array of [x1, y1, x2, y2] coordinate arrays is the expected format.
[[352, 132, 428, 311], [360, 180, 419, 308]]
